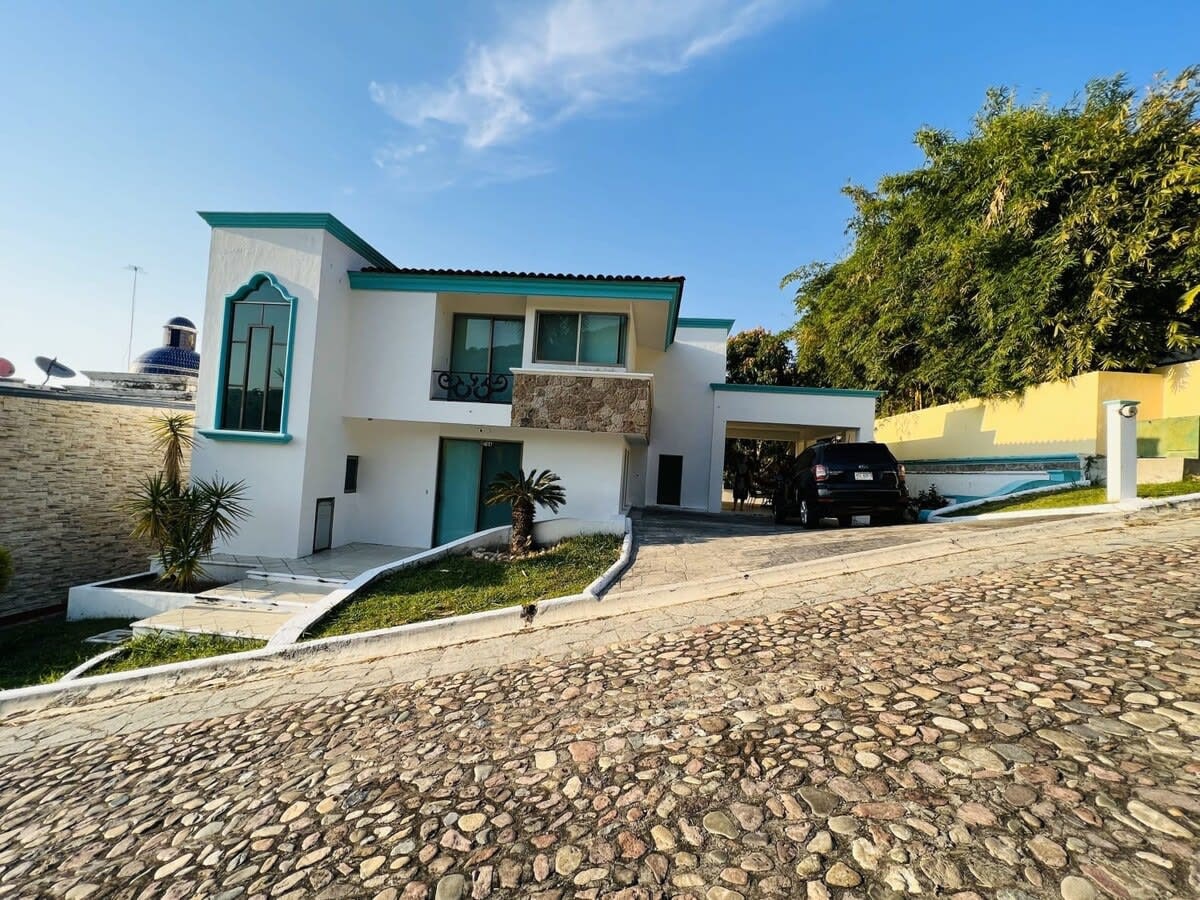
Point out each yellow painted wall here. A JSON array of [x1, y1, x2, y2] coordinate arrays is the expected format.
[[875, 369, 1172, 460], [1157, 360, 1200, 419]]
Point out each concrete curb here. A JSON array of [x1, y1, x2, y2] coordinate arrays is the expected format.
[[59, 647, 125, 682], [584, 517, 634, 598], [0, 509, 1142, 710]]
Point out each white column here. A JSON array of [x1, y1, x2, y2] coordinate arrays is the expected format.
[[1104, 400, 1139, 503], [708, 396, 727, 513]]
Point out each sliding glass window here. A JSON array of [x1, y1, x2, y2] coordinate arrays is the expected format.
[[534, 312, 627, 366]]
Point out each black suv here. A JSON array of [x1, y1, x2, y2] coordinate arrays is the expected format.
[[774, 440, 907, 527]]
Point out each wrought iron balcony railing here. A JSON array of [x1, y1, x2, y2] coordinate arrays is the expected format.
[[430, 370, 513, 404]]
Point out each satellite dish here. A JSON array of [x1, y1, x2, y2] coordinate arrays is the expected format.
[[0, 358, 14, 378], [35, 355, 76, 385]]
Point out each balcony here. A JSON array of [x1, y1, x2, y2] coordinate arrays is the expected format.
[[510, 369, 652, 438], [430, 370, 513, 404]]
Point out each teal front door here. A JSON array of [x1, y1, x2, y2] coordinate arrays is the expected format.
[[434, 439, 522, 545]]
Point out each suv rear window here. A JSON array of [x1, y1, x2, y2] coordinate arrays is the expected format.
[[821, 443, 895, 465]]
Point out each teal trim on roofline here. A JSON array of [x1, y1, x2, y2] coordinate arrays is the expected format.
[[710, 382, 883, 399], [197, 212, 393, 269], [677, 317, 735, 332], [901, 454, 1083, 466], [349, 271, 684, 350]]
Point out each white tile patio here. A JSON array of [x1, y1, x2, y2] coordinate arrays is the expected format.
[[205, 542, 421, 581]]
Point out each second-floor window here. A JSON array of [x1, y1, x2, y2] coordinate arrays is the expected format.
[[445, 314, 524, 403], [534, 312, 627, 366]]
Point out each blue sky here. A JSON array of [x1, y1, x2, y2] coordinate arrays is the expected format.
[[2, 0, 1198, 379]]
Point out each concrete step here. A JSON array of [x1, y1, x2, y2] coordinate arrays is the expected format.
[[132, 604, 294, 641], [132, 578, 345, 641], [196, 578, 343, 608]]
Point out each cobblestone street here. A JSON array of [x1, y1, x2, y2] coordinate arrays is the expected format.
[[1, 512, 1199, 899]]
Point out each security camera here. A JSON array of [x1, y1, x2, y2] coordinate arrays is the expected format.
[[1118, 402, 1139, 419]]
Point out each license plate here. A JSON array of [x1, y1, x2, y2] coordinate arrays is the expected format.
[[854, 471, 873, 481]]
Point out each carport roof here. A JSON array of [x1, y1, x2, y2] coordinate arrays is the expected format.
[[711, 383, 883, 398]]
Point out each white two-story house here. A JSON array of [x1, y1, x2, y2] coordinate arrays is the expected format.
[[190, 213, 879, 559]]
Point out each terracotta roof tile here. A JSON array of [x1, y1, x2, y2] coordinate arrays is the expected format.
[[358, 266, 684, 284]]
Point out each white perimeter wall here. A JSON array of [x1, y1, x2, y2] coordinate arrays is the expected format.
[[640, 325, 727, 510], [707, 391, 878, 513]]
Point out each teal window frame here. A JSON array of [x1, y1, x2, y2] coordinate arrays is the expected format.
[[533, 311, 628, 367], [199, 272, 297, 444]]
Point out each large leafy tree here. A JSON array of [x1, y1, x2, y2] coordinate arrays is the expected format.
[[726, 327, 797, 386], [784, 69, 1200, 415], [724, 328, 798, 493]]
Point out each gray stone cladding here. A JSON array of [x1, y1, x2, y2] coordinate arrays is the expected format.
[[512, 371, 652, 438]]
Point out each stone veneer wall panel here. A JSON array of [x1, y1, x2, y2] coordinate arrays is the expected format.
[[0, 393, 192, 621], [512, 373, 652, 437]]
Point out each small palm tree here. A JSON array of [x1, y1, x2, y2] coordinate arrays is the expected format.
[[127, 414, 250, 591], [484, 468, 566, 556]]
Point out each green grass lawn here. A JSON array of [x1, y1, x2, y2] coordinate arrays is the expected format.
[[945, 478, 1200, 517], [0, 616, 264, 689], [0, 616, 132, 689], [91, 631, 264, 676], [307, 533, 622, 639]]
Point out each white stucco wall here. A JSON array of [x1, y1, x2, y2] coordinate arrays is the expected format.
[[340, 420, 627, 550], [640, 325, 727, 510], [191, 227, 335, 558], [343, 289, 510, 427]]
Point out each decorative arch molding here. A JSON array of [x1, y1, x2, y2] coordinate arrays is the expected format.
[[226, 271, 298, 306], [199, 272, 298, 444]]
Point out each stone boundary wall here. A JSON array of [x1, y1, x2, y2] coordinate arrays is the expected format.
[[0, 392, 192, 622], [511, 372, 651, 437]]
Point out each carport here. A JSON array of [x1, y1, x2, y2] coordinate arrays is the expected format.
[[706, 384, 882, 513]]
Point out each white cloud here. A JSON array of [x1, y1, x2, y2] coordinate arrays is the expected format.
[[370, 0, 803, 185]]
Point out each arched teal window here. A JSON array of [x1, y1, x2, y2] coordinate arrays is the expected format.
[[211, 272, 296, 439]]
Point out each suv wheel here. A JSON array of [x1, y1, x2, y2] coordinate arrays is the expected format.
[[799, 498, 820, 529]]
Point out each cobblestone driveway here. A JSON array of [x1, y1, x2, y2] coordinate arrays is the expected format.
[[1, 515, 1198, 899]]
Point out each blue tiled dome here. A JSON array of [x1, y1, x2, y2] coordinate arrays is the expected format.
[[133, 316, 200, 376]]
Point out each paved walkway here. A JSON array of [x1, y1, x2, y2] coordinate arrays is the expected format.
[[1, 508, 1198, 898], [613, 508, 1006, 592], [207, 542, 422, 581]]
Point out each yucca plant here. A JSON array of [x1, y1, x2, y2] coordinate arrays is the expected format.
[[127, 414, 250, 591], [484, 468, 566, 556], [151, 413, 194, 492]]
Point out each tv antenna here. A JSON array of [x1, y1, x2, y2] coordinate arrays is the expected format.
[[124, 264, 145, 370], [35, 355, 76, 386]]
